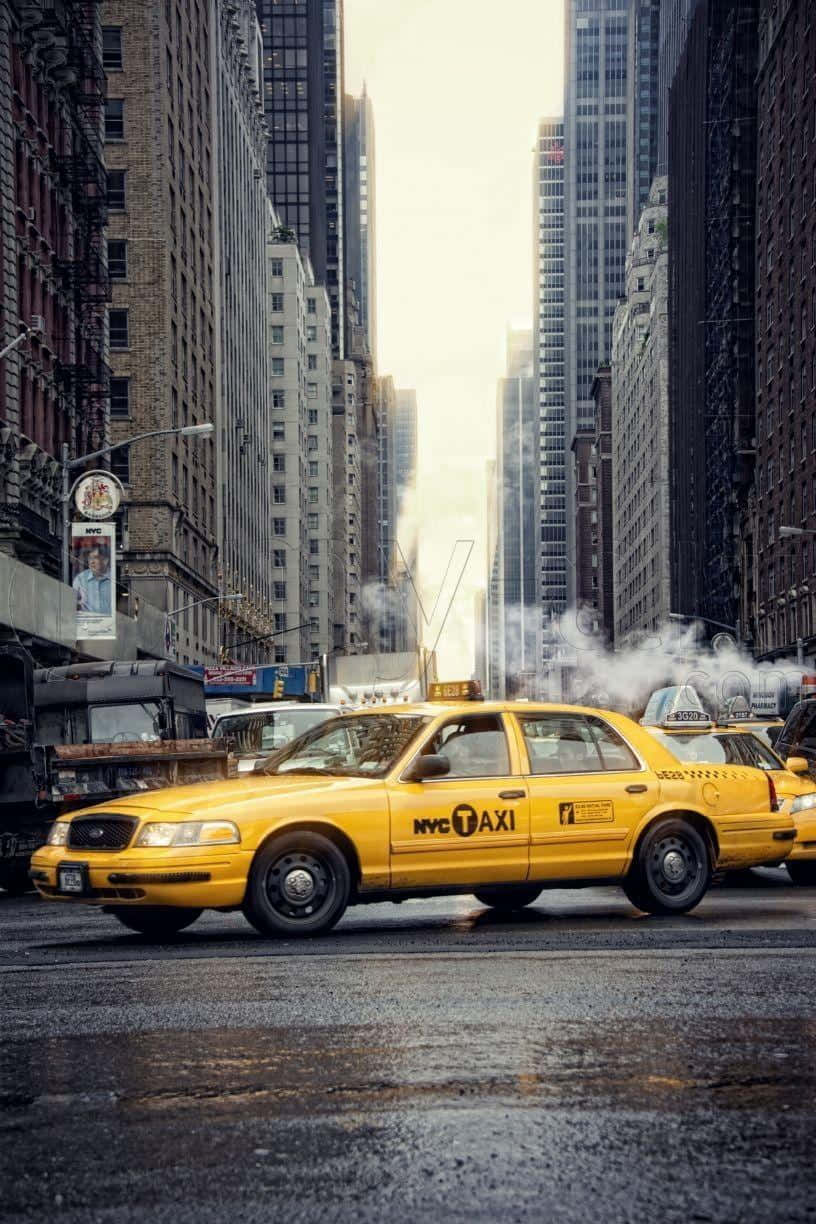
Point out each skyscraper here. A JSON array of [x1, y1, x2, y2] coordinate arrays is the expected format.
[[257, 0, 346, 358], [563, 0, 631, 607], [343, 86, 377, 365], [534, 118, 566, 637], [495, 330, 539, 698]]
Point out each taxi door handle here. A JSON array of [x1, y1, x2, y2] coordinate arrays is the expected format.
[[498, 789, 526, 799], [625, 784, 648, 793]]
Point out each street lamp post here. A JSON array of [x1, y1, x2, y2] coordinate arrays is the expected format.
[[61, 422, 214, 587], [165, 592, 243, 660], [668, 612, 739, 636]]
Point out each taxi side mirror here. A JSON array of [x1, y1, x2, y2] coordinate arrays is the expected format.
[[404, 753, 450, 782], [785, 756, 810, 775]]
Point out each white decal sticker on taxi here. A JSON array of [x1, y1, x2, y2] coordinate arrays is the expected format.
[[559, 800, 614, 826]]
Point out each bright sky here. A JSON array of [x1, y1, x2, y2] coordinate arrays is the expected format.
[[344, 0, 565, 677]]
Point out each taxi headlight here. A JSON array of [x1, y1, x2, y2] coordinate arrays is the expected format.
[[791, 793, 816, 816], [135, 820, 240, 847], [47, 821, 70, 846]]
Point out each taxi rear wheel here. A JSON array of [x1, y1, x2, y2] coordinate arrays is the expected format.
[[623, 818, 710, 915], [243, 832, 351, 938], [473, 884, 542, 911], [787, 861, 816, 886], [108, 907, 202, 937]]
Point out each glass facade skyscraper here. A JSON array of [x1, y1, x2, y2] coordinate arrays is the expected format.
[[257, 0, 345, 357]]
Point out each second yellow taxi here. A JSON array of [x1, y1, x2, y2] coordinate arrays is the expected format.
[[30, 683, 795, 938]]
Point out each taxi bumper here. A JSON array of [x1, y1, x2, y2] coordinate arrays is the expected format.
[[29, 844, 253, 909], [713, 811, 796, 869], [789, 809, 816, 862]]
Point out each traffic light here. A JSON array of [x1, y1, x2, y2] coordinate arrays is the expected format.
[[272, 674, 285, 699]]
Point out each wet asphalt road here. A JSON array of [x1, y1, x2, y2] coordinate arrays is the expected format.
[[2, 874, 816, 1223]]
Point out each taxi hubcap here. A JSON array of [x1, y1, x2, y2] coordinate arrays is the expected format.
[[265, 850, 332, 920], [662, 849, 686, 883], [282, 867, 316, 904]]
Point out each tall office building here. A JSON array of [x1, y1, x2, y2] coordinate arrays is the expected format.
[[343, 86, 376, 365], [743, 0, 816, 659], [656, 0, 704, 174], [627, 0, 661, 235], [495, 330, 539, 698], [612, 177, 670, 641], [534, 118, 567, 640], [101, 0, 221, 666], [562, 0, 631, 607], [257, 0, 345, 359], [668, 0, 758, 633], [0, 0, 109, 662], [215, 0, 273, 661]]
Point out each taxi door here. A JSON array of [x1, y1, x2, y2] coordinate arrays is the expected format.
[[388, 712, 530, 888], [509, 711, 659, 880]]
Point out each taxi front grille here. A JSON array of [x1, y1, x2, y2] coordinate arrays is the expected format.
[[68, 816, 137, 851]]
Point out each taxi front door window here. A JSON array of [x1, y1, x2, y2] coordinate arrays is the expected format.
[[425, 715, 510, 778]]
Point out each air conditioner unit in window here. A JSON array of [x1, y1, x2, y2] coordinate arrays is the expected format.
[[29, 315, 46, 336], [26, 206, 36, 223]]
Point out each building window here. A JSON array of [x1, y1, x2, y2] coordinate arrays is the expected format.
[[307, 326, 317, 342], [108, 239, 127, 279], [270, 294, 284, 312], [274, 646, 287, 663], [307, 354, 317, 370], [102, 27, 123, 70], [272, 421, 285, 441], [272, 391, 285, 409], [306, 382, 318, 398], [273, 581, 286, 600], [105, 99, 125, 141], [272, 357, 284, 376], [308, 460, 318, 477], [109, 309, 129, 348], [274, 614, 286, 632], [309, 538, 319, 556], [273, 454, 285, 472], [271, 325, 284, 344], [307, 435, 318, 451], [307, 297, 316, 314], [110, 377, 130, 417], [107, 170, 126, 209], [308, 487, 318, 504], [273, 485, 286, 504], [308, 514, 318, 530], [273, 549, 286, 568], [308, 409, 318, 425], [273, 518, 285, 536], [270, 258, 283, 276], [110, 450, 130, 483]]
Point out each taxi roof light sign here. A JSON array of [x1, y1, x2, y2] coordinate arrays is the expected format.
[[642, 685, 712, 729], [428, 680, 483, 702]]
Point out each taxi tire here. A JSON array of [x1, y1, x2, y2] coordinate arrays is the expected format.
[[108, 906, 202, 937], [786, 861, 816, 886], [243, 831, 351, 938], [473, 884, 542, 911], [623, 817, 711, 915]]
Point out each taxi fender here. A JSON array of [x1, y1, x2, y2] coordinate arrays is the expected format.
[[624, 804, 719, 870], [250, 818, 364, 888]]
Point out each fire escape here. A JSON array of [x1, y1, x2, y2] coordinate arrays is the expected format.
[[46, 0, 111, 461]]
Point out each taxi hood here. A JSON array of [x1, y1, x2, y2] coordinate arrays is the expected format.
[[71, 773, 384, 818]]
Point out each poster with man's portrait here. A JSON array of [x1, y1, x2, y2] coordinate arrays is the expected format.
[[71, 522, 116, 640]]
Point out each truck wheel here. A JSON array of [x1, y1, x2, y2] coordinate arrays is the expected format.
[[786, 861, 816, 886], [108, 907, 202, 937], [0, 864, 34, 897], [243, 831, 350, 938], [623, 818, 710, 915], [473, 884, 542, 911]]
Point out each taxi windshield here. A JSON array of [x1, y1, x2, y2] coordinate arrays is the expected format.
[[213, 707, 335, 755], [650, 730, 782, 770], [263, 713, 431, 778]]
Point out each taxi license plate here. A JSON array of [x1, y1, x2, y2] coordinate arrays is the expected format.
[[58, 864, 88, 894]]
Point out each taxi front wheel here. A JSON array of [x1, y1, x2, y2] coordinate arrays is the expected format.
[[787, 862, 816, 886], [473, 884, 542, 911], [623, 818, 711, 915], [243, 831, 351, 937]]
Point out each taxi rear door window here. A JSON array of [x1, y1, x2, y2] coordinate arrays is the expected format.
[[518, 714, 605, 775]]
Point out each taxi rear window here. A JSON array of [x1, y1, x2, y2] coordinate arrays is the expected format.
[[518, 713, 639, 775]]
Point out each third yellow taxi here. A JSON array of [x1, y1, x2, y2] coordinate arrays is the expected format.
[[30, 681, 794, 938]]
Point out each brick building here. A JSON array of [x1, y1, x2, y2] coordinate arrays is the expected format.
[[571, 425, 598, 626], [589, 364, 614, 642], [0, 0, 109, 659], [745, 0, 816, 658]]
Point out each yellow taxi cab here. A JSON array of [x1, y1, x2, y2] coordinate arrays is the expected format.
[[30, 681, 795, 938], [641, 687, 816, 884]]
